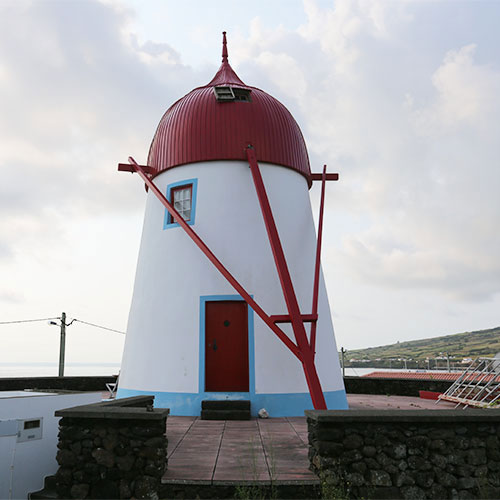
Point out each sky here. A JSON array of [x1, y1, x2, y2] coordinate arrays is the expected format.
[[0, 0, 499, 371]]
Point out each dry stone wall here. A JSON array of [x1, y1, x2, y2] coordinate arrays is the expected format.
[[54, 396, 169, 499], [306, 409, 500, 500]]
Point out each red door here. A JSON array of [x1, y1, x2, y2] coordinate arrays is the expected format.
[[205, 301, 249, 392]]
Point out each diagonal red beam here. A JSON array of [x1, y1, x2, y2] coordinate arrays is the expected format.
[[310, 164, 328, 356], [246, 146, 327, 410], [122, 157, 300, 359]]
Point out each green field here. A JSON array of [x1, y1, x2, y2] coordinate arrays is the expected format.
[[344, 326, 500, 367]]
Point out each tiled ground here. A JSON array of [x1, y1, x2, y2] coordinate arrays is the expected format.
[[163, 416, 316, 485], [162, 394, 456, 485]]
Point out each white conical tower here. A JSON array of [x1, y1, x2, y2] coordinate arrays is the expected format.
[[117, 33, 348, 416]]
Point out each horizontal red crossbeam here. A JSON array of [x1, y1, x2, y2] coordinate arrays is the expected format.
[[118, 163, 156, 175], [270, 314, 317, 324], [310, 173, 339, 181]]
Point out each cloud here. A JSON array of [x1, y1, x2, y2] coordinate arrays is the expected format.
[[0, 0, 208, 261], [229, 0, 500, 301]]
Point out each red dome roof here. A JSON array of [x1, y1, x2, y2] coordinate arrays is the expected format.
[[147, 33, 311, 184]]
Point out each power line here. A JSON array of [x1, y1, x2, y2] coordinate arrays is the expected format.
[[0, 316, 125, 334], [72, 319, 125, 335], [0, 317, 60, 325]]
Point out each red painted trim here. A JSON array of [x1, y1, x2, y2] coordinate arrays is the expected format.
[[310, 165, 327, 357], [311, 173, 338, 181], [270, 314, 317, 324], [123, 156, 301, 359], [246, 146, 327, 410], [168, 184, 193, 223]]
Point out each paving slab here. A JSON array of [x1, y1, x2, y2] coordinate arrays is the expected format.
[[162, 394, 457, 484]]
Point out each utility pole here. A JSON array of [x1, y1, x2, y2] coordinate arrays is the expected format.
[[59, 312, 66, 377], [340, 347, 346, 378], [446, 352, 450, 372]]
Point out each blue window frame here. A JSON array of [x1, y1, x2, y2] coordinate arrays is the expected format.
[[163, 178, 198, 229]]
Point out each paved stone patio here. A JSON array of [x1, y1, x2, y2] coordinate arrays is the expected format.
[[162, 394, 456, 485]]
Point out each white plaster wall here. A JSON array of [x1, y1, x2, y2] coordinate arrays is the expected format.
[[120, 160, 344, 395], [0, 392, 101, 500]]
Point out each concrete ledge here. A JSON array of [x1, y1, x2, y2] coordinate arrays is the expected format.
[[55, 395, 170, 420], [0, 375, 117, 392], [306, 408, 500, 423]]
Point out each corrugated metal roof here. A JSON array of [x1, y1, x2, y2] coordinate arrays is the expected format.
[[362, 371, 500, 382], [147, 33, 311, 184]]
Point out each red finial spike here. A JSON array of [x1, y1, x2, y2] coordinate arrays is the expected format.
[[222, 31, 228, 63]]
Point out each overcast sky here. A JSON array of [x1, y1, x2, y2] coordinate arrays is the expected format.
[[1, 0, 499, 371]]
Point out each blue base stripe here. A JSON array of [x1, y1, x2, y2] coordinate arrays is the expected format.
[[116, 388, 348, 416]]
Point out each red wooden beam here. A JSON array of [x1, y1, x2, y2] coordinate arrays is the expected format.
[[310, 165, 327, 356], [120, 157, 301, 359], [270, 314, 317, 324], [311, 173, 338, 181], [118, 163, 156, 175], [246, 146, 327, 410]]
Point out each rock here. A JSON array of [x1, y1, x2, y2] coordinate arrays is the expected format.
[[55, 467, 73, 485], [430, 453, 447, 469], [387, 444, 407, 460], [57, 449, 77, 467], [456, 464, 474, 477], [346, 472, 364, 486], [144, 437, 166, 448], [91, 448, 115, 468], [70, 442, 82, 456], [428, 484, 448, 499], [343, 449, 363, 463], [466, 448, 486, 466], [457, 477, 475, 489], [473, 465, 488, 478], [437, 472, 457, 488], [454, 437, 469, 450], [119, 479, 132, 499], [116, 454, 136, 472], [317, 441, 343, 456], [144, 462, 164, 477], [408, 456, 427, 471], [415, 472, 434, 488], [369, 470, 392, 487], [70, 483, 89, 499], [376, 452, 392, 467], [429, 439, 446, 452], [258, 408, 269, 419], [395, 472, 415, 487], [343, 434, 363, 450], [398, 460, 409, 471], [134, 475, 159, 499], [90, 479, 120, 499], [351, 461, 367, 474], [103, 434, 119, 451], [362, 446, 377, 458], [401, 486, 426, 500]]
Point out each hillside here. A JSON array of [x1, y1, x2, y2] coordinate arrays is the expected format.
[[345, 326, 500, 366]]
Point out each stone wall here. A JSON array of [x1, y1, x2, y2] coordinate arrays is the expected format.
[[54, 396, 169, 499], [306, 409, 500, 499], [343, 376, 452, 397]]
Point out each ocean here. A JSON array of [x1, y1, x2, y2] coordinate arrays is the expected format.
[[0, 363, 121, 378], [0, 364, 455, 379]]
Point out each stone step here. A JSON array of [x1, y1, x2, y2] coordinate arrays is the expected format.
[[201, 409, 251, 420], [201, 400, 250, 410], [29, 475, 57, 499]]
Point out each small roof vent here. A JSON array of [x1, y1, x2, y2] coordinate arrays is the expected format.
[[214, 86, 251, 102]]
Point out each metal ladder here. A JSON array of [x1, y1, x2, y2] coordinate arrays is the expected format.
[[437, 357, 500, 409]]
